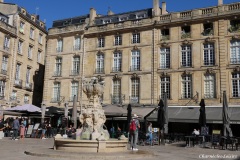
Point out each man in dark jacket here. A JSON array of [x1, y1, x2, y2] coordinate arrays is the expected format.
[[12, 117, 20, 140]]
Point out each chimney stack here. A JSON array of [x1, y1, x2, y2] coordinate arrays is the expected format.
[[162, 1, 167, 15], [89, 8, 96, 25], [153, 0, 160, 16], [218, 0, 223, 5]]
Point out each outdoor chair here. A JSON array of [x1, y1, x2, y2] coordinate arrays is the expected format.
[[219, 136, 236, 150], [211, 134, 220, 149], [236, 137, 240, 151], [192, 135, 199, 146]]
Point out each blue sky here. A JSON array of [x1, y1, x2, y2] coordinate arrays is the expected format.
[[5, 0, 240, 29]]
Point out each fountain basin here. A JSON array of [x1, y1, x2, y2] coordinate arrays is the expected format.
[[54, 138, 128, 153]]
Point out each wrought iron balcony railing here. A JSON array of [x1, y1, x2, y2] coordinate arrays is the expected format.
[[70, 70, 79, 76], [53, 71, 62, 77], [95, 68, 104, 74], [130, 96, 139, 104], [25, 82, 33, 90], [204, 94, 215, 99], [203, 61, 215, 66], [3, 46, 9, 51], [230, 58, 240, 64], [14, 79, 22, 87], [111, 95, 122, 104], [51, 97, 60, 103], [180, 62, 192, 67], [130, 65, 140, 71], [1, 69, 7, 75], [73, 45, 80, 51], [56, 47, 63, 53], [112, 67, 121, 72]]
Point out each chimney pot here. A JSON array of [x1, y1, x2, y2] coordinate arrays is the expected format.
[[162, 1, 167, 15], [153, 0, 160, 16], [218, 0, 223, 5]]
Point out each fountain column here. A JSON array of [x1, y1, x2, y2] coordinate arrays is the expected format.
[[80, 77, 109, 140]]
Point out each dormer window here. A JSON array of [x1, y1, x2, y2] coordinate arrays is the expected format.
[[202, 23, 213, 36], [229, 19, 240, 33], [181, 26, 191, 39], [119, 17, 127, 21], [161, 29, 170, 40], [136, 14, 145, 19], [103, 19, 111, 24]]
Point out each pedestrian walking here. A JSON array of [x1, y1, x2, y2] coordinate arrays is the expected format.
[[129, 114, 140, 151], [12, 117, 20, 140]]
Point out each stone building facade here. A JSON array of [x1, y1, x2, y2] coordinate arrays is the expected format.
[[44, 0, 240, 110], [0, 1, 47, 108]]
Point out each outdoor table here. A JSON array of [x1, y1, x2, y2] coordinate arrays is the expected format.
[[185, 135, 196, 147]]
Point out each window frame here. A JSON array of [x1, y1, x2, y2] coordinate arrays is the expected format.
[[230, 40, 240, 64], [181, 75, 192, 99], [181, 45, 192, 67], [160, 47, 170, 69], [160, 76, 171, 99], [131, 50, 140, 71], [204, 74, 216, 98], [132, 32, 140, 44], [203, 43, 215, 66]]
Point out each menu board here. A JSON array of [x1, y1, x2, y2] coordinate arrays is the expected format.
[[33, 123, 40, 130], [26, 125, 34, 135]]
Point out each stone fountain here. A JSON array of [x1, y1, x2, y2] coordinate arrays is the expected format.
[[80, 77, 109, 140], [54, 77, 128, 153]]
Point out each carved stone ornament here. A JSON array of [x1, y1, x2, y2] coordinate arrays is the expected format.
[[182, 70, 191, 76], [232, 35, 240, 40], [56, 55, 62, 59], [97, 50, 103, 55], [234, 66, 240, 72], [131, 73, 138, 79], [161, 41, 169, 47], [113, 74, 120, 80], [97, 75, 102, 81], [160, 71, 168, 77], [0, 76, 7, 81], [54, 78, 60, 82], [205, 37, 214, 43], [114, 47, 119, 52], [182, 39, 192, 45], [133, 45, 138, 50], [205, 68, 215, 75]]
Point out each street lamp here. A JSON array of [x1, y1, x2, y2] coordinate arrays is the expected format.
[[41, 101, 46, 124]]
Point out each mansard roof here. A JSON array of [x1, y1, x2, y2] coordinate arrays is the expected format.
[[95, 8, 153, 25], [52, 14, 89, 28]]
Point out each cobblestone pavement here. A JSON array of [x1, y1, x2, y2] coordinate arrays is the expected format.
[[0, 137, 239, 160]]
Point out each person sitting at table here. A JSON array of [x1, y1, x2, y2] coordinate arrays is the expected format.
[[192, 129, 200, 135], [192, 129, 200, 146]]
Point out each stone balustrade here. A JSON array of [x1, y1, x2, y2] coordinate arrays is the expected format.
[[0, 20, 16, 35]]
